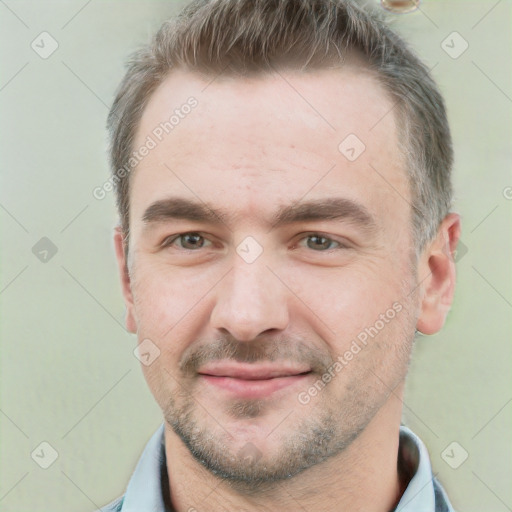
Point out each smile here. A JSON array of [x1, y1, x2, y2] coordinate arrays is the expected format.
[[197, 361, 312, 399]]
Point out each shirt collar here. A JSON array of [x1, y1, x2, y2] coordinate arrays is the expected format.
[[113, 424, 453, 512], [394, 426, 453, 512], [120, 423, 168, 512]]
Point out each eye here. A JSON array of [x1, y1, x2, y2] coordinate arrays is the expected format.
[[162, 232, 212, 250], [300, 234, 342, 251]]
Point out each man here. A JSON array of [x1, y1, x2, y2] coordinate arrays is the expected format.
[[102, 0, 460, 510]]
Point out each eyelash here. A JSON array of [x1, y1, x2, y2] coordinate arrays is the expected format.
[[160, 232, 347, 252]]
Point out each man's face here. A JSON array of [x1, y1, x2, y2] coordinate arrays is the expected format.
[[120, 67, 421, 482]]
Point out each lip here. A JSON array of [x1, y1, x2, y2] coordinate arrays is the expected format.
[[198, 361, 311, 379], [198, 361, 312, 399]]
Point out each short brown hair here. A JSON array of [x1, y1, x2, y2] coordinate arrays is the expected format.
[[107, 0, 453, 254]]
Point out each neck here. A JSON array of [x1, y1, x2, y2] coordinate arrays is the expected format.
[[165, 391, 405, 512]]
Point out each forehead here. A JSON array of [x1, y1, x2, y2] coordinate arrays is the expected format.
[[136, 65, 398, 149], [130, 66, 409, 230]]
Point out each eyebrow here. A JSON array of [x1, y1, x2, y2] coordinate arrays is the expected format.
[[141, 196, 377, 233]]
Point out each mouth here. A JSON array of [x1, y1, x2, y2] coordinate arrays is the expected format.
[[197, 361, 312, 399]]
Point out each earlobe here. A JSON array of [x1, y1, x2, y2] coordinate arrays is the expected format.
[[113, 226, 138, 334], [416, 213, 461, 335]]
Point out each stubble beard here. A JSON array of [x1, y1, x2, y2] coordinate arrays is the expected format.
[[160, 278, 418, 489], [164, 386, 362, 490], [163, 345, 413, 490]]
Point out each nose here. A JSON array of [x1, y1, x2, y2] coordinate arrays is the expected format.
[[210, 255, 290, 342]]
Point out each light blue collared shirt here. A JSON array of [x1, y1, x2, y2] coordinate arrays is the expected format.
[[98, 424, 454, 512]]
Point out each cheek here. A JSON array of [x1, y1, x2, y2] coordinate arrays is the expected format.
[[130, 259, 230, 377], [131, 259, 214, 334], [285, 259, 408, 337]]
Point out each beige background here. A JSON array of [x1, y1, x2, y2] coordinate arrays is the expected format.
[[1, 1, 511, 511]]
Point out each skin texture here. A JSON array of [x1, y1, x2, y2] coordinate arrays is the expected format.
[[114, 66, 461, 511]]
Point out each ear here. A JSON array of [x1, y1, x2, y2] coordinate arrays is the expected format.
[[416, 213, 461, 335], [114, 226, 137, 334]]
